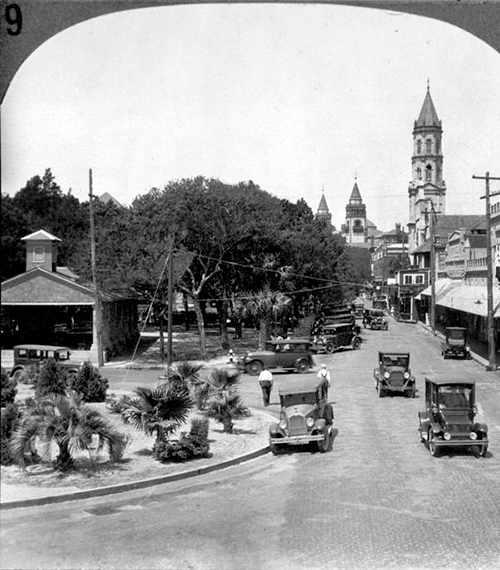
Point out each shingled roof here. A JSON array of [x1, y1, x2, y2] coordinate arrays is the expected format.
[[416, 88, 441, 127]]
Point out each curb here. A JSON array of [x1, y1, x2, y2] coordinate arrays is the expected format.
[[0, 446, 270, 511], [0, 408, 277, 511]]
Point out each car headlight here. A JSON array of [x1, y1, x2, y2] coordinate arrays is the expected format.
[[279, 420, 287, 430], [384, 372, 390, 379], [403, 372, 410, 379], [444, 432, 451, 440], [306, 417, 315, 428], [472, 405, 478, 415], [466, 345, 470, 351], [470, 432, 477, 440]]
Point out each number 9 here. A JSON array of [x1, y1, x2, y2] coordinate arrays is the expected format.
[[6, 3, 22, 36]]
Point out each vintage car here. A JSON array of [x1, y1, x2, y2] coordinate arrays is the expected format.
[[269, 376, 333, 454], [363, 309, 389, 330], [9, 344, 82, 382], [311, 322, 361, 354], [441, 327, 471, 360], [374, 351, 416, 397], [417, 374, 488, 457], [237, 339, 314, 375]]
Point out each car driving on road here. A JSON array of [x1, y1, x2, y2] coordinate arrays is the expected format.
[[374, 351, 416, 397], [237, 339, 314, 375], [417, 374, 488, 457], [269, 376, 333, 454]]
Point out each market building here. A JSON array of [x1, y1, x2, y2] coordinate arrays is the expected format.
[[1, 230, 138, 361]]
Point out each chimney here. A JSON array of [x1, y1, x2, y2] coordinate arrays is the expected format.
[[21, 230, 61, 273]]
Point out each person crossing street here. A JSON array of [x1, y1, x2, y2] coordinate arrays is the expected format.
[[258, 366, 273, 406]]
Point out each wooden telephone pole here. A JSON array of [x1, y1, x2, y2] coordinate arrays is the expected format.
[[425, 200, 440, 334], [473, 172, 500, 371], [89, 169, 104, 367]]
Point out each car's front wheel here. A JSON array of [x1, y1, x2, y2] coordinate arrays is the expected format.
[[246, 360, 263, 375], [316, 430, 330, 453], [428, 432, 440, 457], [352, 337, 361, 350], [324, 342, 334, 354], [269, 440, 281, 455], [378, 385, 385, 397]]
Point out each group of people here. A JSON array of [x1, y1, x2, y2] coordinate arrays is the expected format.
[[258, 363, 331, 406]]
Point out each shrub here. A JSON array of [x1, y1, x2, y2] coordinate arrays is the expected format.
[[1, 368, 17, 407], [106, 393, 134, 417], [70, 362, 109, 402], [154, 417, 211, 463], [35, 358, 67, 398], [1, 403, 22, 465]]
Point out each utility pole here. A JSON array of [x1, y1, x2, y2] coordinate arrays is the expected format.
[[425, 200, 440, 335], [88, 169, 104, 367], [167, 244, 174, 378], [474, 172, 500, 371]]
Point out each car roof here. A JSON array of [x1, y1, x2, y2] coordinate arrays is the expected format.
[[445, 327, 466, 331], [379, 351, 409, 357], [323, 323, 352, 330], [14, 344, 71, 351], [425, 374, 475, 386], [278, 376, 325, 395], [267, 339, 310, 345]]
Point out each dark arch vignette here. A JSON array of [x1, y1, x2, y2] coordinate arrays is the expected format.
[[0, 0, 499, 104]]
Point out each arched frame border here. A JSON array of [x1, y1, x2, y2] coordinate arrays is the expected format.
[[0, 0, 499, 104]]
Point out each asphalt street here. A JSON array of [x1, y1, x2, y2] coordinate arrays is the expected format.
[[1, 320, 499, 570]]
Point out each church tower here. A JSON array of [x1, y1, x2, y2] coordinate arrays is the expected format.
[[342, 178, 367, 244], [408, 84, 446, 252], [315, 191, 332, 227]]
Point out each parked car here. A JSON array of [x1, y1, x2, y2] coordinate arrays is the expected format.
[[374, 351, 416, 397], [417, 374, 488, 457], [311, 322, 362, 354], [237, 339, 314, 375], [269, 376, 334, 454], [363, 309, 388, 330], [441, 327, 471, 359], [9, 344, 82, 382]]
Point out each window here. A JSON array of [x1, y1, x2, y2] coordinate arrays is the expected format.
[[417, 140, 422, 154], [415, 275, 424, 284], [33, 246, 45, 262], [426, 139, 432, 154], [416, 167, 422, 180], [426, 165, 432, 182], [404, 275, 413, 285]]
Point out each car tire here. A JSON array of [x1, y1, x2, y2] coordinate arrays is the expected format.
[[325, 343, 334, 354], [295, 359, 310, 373], [478, 436, 488, 458], [246, 361, 263, 375], [352, 337, 361, 350], [316, 430, 330, 453], [12, 369, 29, 384], [428, 432, 440, 457], [378, 386, 384, 398]]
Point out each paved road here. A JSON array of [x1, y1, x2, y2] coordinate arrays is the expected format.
[[2, 321, 500, 570]]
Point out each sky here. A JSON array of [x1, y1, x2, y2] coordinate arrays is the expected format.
[[1, 4, 500, 232]]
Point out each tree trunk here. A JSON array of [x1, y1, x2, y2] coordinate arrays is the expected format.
[[258, 317, 270, 349], [222, 416, 233, 434], [192, 296, 207, 359], [54, 441, 73, 471]]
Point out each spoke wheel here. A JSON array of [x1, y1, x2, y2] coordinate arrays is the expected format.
[[325, 343, 334, 354], [296, 359, 309, 373], [352, 337, 361, 350]]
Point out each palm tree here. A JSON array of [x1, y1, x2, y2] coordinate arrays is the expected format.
[[10, 392, 127, 472], [123, 384, 193, 449], [206, 392, 249, 434], [204, 367, 249, 434], [246, 287, 292, 348]]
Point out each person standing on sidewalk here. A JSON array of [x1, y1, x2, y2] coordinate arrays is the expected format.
[[258, 366, 273, 406]]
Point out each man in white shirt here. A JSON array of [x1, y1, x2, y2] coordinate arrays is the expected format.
[[258, 367, 273, 406], [317, 364, 331, 396]]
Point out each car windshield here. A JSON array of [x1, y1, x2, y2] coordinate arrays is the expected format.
[[438, 385, 472, 408], [281, 392, 317, 407], [382, 355, 409, 367], [448, 330, 465, 340]]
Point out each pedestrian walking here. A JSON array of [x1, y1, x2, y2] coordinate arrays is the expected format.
[[317, 364, 331, 397], [258, 367, 273, 406]]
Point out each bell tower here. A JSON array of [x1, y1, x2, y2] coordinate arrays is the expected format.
[[343, 178, 367, 244], [408, 83, 447, 252]]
